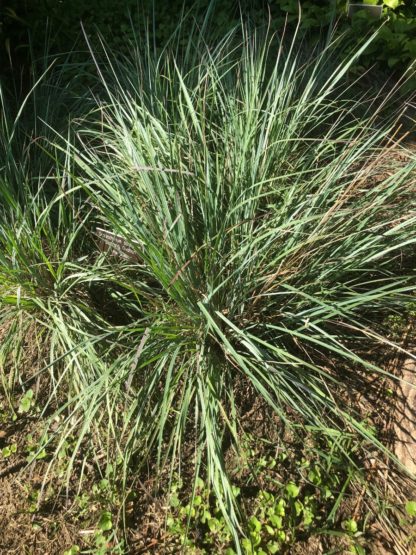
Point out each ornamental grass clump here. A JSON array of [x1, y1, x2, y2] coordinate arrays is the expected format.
[[0, 80, 117, 433], [62, 24, 416, 539], [4, 21, 416, 548]]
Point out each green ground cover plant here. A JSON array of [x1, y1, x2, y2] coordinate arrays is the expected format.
[[165, 428, 370, 553], [0, 10, 415, 553]]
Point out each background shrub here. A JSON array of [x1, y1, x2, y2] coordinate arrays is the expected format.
[[1, 0, 415, 88]]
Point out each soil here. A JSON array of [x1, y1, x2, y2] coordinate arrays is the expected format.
[[1, 378, 414, 555], [393, 358, 416, 475]]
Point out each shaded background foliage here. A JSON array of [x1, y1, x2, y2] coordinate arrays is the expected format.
[[1, 0, 415, 82]]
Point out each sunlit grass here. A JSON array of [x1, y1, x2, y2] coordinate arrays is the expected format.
[[1, 18, 415, 551], [58, 22, 416, 545]]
